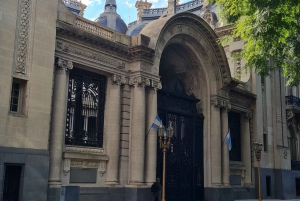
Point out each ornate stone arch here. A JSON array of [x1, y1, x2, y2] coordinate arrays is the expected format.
[[140, 12, 232, 94]]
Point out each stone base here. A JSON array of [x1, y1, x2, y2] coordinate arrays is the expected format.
[[0, 146, 49, 201], [47, 186, 153, 201], [204, 187, 234, 201], [256, 167, 300, 200]]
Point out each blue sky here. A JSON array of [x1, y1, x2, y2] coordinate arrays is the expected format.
[[81, 0, 191, 25]]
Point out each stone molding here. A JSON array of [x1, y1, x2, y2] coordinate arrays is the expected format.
[[63, 146, 108, 176], [152, 13, 232, 86], [128, 76, 151, 88], [111, 74, 126, 85], [65, 146, 104, 154], [211, 95, 231, 109], [57, 58, 73, 71], [15, 0, 31, 75], [56, 41, 126, 69]]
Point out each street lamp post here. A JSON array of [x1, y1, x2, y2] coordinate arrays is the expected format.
[[253, 142, 263, 201], [158, 121, 174, 201]]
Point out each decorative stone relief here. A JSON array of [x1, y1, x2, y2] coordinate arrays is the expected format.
[[129, 76, 150, 87], [57, 58, 73, 71], [99, 161, 106, 177], [211, 96, 231, 109], [203, 9, 218, 29], [56, 41, 125, 69], [150, 80, 162, 91], [15, 0, 31, 75], [63, 159, 71, 175], [65, 146, 104, 154], [111, 74, 126, 85]]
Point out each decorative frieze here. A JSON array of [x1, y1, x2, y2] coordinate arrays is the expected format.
[[57, 58, 73, 71], [111, 74, 126, 85], [56, 41, 126, 69], [15, 0, 31, 75], [211, 96, 231, 109], [65, 146, 104, 154]]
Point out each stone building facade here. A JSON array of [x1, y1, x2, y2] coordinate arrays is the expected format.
[[0, 0, 299, 201]]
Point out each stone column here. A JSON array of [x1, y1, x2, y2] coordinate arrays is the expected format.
[[49, 58, 73, 186], [221, 107, 230, 186], [105, 75, 125, 184], [242, 113, 252, 186], [129, 76, 150, 184], [210, 97, 222, 186], [144, 81, 162, 185]]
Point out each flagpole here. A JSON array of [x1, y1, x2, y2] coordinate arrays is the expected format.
[[145, 126, 152, 140]]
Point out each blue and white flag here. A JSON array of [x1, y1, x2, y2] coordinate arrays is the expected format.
[[151, 115, 161, 130], [225, 129, 232, 151]]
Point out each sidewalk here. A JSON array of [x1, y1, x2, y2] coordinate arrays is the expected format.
[[235, 200, 300, 201]]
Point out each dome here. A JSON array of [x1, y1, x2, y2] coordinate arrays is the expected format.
[[95, 0, 128, 34]]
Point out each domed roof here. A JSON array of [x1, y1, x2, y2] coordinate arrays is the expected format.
[[95, 0, 128, 34]]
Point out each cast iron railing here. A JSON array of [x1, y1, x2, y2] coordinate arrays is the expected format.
[[291, 160, 300, 171], [285, 95, 300, 107]]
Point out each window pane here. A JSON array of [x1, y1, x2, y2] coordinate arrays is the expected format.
[[10, 81, 21, 112], [13, 89, 19, 97], [12, 82, 20, 89], [11, 105, 18, 112], [12, 97, 19, 105]]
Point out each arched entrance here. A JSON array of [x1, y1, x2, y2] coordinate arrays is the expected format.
[[156, 43, 204, 201], [140, 12, 232, 201]]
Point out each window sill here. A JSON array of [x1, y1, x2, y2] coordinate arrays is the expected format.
[[8, 112, 27, 118]]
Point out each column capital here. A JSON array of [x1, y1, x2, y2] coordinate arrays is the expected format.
[[211, 95, 231, 109], [111, 74, 126, 85], [149, 79, 162, 91], [56, 58, 73, 71], [129, 76, 150, 88]]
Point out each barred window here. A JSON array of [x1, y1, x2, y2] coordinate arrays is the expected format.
[[65, 68, 106, 147]]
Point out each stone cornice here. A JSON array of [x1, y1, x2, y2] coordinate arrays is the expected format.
[[129, 45, 155, 63], [215, 24, 235, 38], [56, 21, 130, 59], [229, 88, 256, 113]]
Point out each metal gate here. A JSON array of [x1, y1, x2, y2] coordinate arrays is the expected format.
[[156, 78, 204, 201]]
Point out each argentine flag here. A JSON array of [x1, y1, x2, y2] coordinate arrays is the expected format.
[[151, 115, 161, 130], [225, 130, 232, 151]]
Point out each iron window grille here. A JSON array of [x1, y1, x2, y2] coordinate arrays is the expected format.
[[65, 68, 106, 147]]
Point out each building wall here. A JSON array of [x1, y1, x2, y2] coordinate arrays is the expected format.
[[0, 0, 58, 200], [0, 0, 58, 149]]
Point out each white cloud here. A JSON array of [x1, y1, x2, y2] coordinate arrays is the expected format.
[[81, 0, 102, 6], [125, 1, 133, 8]]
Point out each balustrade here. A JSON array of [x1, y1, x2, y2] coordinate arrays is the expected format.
[[292, 160, 300, 171], [75, 18, 113, 40], [285, 95, 300, 107]]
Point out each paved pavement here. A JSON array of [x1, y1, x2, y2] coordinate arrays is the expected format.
[[235, 200, 300, 201]]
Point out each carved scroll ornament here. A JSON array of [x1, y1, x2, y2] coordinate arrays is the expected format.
[[15, 0, 31, 75]]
